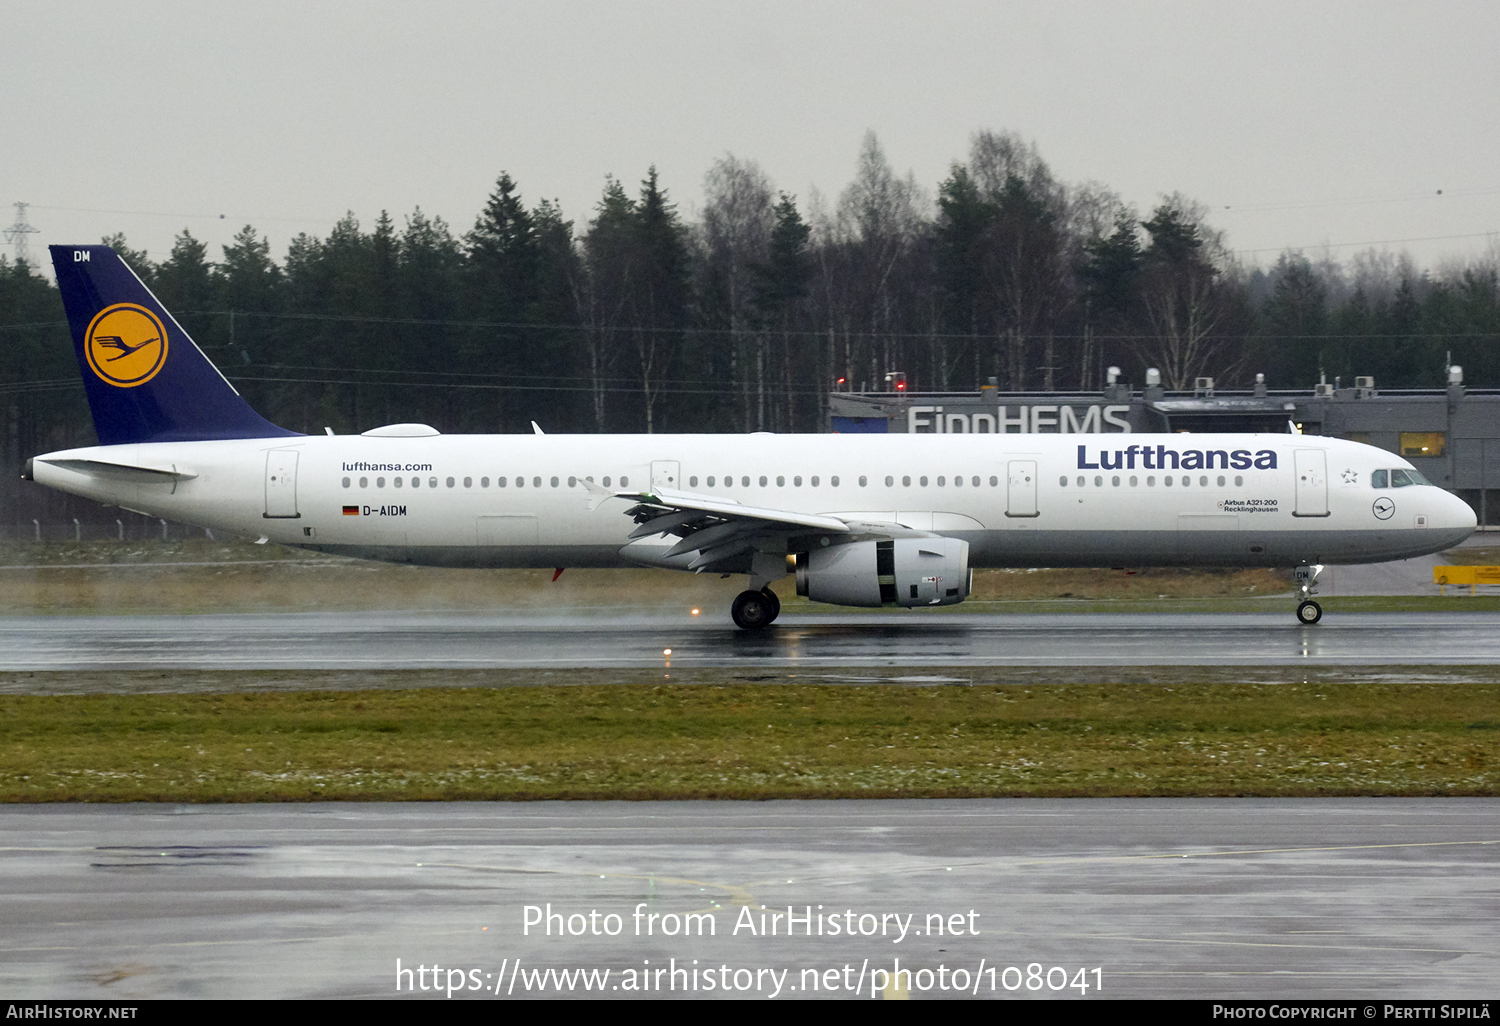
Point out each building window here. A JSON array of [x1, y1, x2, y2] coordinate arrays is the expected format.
[[1400, 432, 1446, 458]]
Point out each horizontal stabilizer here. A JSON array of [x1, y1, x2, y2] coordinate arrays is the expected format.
[[40, 457, 199, 481]]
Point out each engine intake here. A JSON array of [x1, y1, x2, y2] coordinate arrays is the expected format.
[[796, 537, 971, 608]]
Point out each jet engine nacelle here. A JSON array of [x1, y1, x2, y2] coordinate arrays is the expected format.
[[795, 537, 971, 608]]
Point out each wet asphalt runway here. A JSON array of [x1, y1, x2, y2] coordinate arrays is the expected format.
[[2, 799, 1494, 1000], [5, 610, 1500, 669]]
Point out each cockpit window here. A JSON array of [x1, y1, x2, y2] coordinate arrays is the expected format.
[[1373, 468, 1430, 489]]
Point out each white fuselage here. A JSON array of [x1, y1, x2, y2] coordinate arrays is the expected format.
[[30, 431, 1476, 572]]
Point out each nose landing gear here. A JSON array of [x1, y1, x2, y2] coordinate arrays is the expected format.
[[1293, 564, 1324, 624]]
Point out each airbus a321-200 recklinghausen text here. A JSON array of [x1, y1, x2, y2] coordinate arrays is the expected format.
[[26, 245, 1476, 628]]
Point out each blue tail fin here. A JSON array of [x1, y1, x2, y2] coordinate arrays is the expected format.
[[50, 244, 298, 445]]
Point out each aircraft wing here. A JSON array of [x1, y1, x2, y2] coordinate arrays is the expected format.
[[614, 487, 927, 572]]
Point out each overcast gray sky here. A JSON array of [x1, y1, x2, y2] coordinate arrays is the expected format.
[[7, 0, 1499, 277]]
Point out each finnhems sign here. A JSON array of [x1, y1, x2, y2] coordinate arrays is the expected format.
[[908, 405, 1133, 434]]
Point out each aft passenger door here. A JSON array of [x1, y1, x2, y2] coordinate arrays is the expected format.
[[263, 450, 300, 519], [1293, 449, 1330, 517], [1005, 460, 1039, 518]]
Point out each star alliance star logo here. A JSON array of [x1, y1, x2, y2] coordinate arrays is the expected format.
[[1341, 468, 1359, 484]]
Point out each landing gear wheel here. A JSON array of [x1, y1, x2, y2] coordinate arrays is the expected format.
[[760, 587, 781, 623], [1296, 600, 1323, 625], [732, 590, 775, 630]]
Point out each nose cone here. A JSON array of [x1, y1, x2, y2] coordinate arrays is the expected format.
[[1439, 488, 1478, 544]]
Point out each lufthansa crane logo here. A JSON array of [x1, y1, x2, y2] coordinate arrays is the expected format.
[[84, 303, 168, 387], [1372, 496, 1395, 520]]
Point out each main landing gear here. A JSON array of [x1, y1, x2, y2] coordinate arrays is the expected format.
[[1293, 564, 1324, 625], [731, 587, 780, 630]]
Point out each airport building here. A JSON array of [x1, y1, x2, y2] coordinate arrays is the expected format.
[[829, 368, 1500, 527]]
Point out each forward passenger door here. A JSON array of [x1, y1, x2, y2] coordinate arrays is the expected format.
[[1293, 449, 1329, 517]]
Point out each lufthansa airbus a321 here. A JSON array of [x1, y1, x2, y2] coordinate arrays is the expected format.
[[25, 245, 1476, 628]]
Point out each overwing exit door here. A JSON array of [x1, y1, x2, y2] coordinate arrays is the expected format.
[[1006, 460, 1038, 518], [651, 461, 680, 491]]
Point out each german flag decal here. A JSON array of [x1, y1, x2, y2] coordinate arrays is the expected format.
[[342, 505, 360, 516]]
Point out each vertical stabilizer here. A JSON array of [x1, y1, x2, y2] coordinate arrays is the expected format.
[[49, 244, 298, 445]]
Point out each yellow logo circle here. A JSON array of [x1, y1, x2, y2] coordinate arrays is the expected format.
[[84, 303, 169, 387]]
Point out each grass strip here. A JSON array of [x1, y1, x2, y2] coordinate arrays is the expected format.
[[2, 677, 1496, 801]]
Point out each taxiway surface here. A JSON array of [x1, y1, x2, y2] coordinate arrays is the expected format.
[[6, 610, 1500, 669], [2, 799, 1494, 1000]]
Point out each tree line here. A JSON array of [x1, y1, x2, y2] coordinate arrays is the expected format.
[[3, 129, 1498, 524]]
